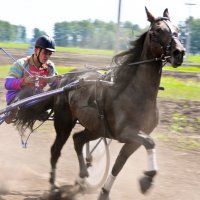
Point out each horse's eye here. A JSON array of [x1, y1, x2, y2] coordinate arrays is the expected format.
[[173, 32, 178, 38], [155, 28, 162, 34]]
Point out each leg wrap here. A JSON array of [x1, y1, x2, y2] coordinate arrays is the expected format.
[[147, 149, 158, 171], [103, 174, 116, 192]]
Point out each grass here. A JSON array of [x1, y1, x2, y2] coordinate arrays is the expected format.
[[154, 132, 200, 151], [0, 65, 75, 78], [0, 65, 10, 78], [56, 47, 113, 56], [0, 42, 114, 56], [56, 66, 75, 74], [159, 77, 200, 101], [164, 65, 200, 73], [187, 54, 200, 63], [0, 42, 29, 49]]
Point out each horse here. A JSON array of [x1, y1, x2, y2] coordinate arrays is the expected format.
[[14, 7, 185, 200], [49, 7, 185, 199]]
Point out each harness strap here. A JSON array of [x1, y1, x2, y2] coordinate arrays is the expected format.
[[94, 80, 112, 138], [20, 120, 45, 148], [128, 56, 170, 67], [94, 81, 104, 120]]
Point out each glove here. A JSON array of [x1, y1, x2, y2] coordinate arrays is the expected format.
[[21, 76, 36, 87]]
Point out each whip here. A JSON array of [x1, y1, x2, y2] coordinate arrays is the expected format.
[[0, 47, 33, 76]]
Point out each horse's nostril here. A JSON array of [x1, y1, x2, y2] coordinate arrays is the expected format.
[[173, 49, 180, 57]]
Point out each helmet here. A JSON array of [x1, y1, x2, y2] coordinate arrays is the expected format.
[[35, 35, 56, 52]]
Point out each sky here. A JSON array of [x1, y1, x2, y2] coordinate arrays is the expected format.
[[0, 0, 199, 38]]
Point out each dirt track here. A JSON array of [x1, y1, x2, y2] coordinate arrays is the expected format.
[[0, 121, 200, 200]]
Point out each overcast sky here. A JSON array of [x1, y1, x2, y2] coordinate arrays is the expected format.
[[0, 0, 199, 38]]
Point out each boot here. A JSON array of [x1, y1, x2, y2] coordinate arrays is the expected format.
[[5, 108, 19, 124]]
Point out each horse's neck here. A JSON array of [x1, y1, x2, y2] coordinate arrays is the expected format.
[[136, 62, 162, 97], [114, 58, 162, 100], [111, 64, 161, 104], [112, 37, 163, 100], [133, 41, 163, 97]]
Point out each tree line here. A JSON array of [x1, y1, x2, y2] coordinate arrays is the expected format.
[[0, 20, 26, 42], [53, 19, 144, 50], [0, 17, 200, 53]]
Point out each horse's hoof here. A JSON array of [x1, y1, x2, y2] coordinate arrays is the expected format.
[[97, 189, 110, 200], [139, 175, 153, 194], [79, 169, 89, 178], [44, 188, 61, 200], [50, 183, 60, 192], [75, 178, 87, 194], [60, 184, 81, 200]]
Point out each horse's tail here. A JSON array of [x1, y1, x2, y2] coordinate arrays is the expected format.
[[13, 88, 55, 134]]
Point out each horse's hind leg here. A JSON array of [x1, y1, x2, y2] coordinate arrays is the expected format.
[[50, 108, 76, 189], [73, 129, 98, 180]]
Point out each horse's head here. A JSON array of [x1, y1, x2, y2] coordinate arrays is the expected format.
[[145, 7, 185, 67]]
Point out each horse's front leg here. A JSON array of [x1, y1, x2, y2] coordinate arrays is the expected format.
[[137, 131, 158, 194], [97, 142, 140, 200], [50, 131, 71, 190], [98, 130, 158, 200]]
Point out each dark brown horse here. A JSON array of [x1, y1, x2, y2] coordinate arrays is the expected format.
[[49, 7, 185, 200], [14, 7, 185, 200]]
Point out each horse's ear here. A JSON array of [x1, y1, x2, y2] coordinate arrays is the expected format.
[[145, 6, 155, 23], [163, 8, 170, 21]]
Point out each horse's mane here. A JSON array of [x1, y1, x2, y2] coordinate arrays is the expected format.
[[111, 32, 148, 86], [113, 32, 147, 66]]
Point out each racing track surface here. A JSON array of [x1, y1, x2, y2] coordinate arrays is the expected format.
[[0, 121, 200, 200]]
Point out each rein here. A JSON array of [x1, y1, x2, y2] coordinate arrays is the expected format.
[[128, 55, 170, 66], [41, 55, 171, 79]]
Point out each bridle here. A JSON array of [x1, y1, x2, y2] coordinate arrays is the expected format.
[[128, 17, 179, 67], [149, 17, 179, 57]]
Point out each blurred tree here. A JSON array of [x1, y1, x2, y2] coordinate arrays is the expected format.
[[190, 18, 200, 53], [0, 20, 26, 42], [32, 28, 46, 41], [53, 19, 145, 50]]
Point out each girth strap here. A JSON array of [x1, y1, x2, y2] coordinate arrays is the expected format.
[[94, 80, 112, 138]]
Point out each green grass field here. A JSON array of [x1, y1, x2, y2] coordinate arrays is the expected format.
[[187, 54, 200, 64], [0, 42, 113, 56], [163, 66, 200, 73], [159, 77, 200, 101], [0, 65, 75, 78]]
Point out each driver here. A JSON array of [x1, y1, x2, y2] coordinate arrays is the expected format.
[[4, 35, 59, 123]]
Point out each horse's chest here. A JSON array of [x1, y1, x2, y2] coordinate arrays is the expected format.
[[108, 98, 158, 132]]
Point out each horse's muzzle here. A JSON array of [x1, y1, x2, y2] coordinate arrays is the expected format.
[[171, 48, 185, 67]]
